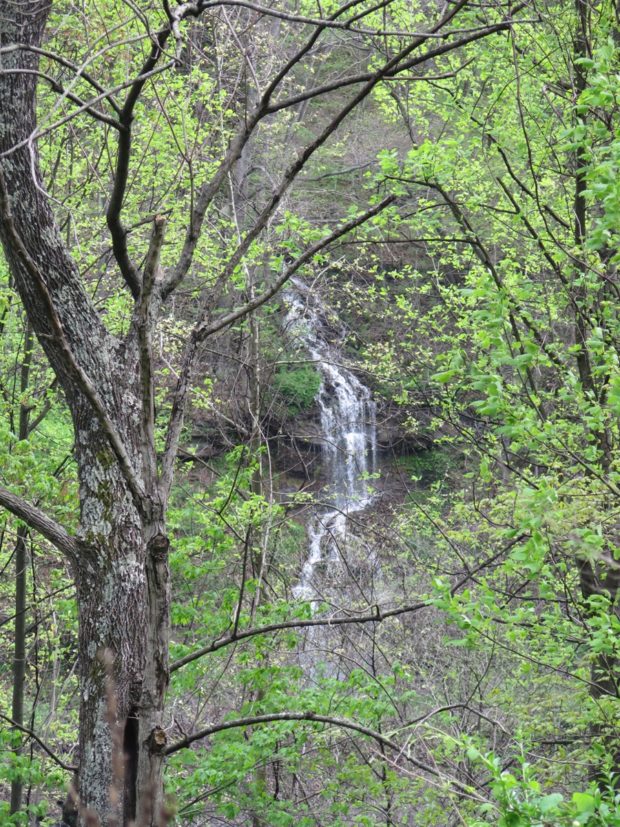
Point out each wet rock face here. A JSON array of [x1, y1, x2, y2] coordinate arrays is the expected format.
[[281, 404, 433, 458], [283, 416, 324, 450], [375, 418, 434, 453]]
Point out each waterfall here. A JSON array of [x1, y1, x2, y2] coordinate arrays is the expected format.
[[284, 279, 377, 606]]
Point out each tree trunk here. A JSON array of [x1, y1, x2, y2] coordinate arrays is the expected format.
[[72, 413, 143, 822], [0, 5, 170, 823], [71, 407, 170, 824]]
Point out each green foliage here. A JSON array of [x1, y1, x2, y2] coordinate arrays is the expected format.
[[463, 743, 620, 826], [3, 1, 620, 823], [272, 364, 321, 414], [346, 4, 620, 820], [396, 448, 452, 487]]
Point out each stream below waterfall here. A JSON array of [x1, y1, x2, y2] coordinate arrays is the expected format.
[[284, 279, 378, 612]]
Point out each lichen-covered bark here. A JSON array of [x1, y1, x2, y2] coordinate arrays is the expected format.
[[71, 414, 170, 824], [73, 412, 147, 821], [0, 5, 170, 823]]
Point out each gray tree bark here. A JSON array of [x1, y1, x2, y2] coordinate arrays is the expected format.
[[0, 4, 169, 823]]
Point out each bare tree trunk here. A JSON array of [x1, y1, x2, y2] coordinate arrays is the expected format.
[[0, 6, 169, 822], [70, 413, 170, 823], [72, 419, 144, 822]]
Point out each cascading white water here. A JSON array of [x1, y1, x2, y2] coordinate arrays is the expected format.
[[284, 279, 377, 605]]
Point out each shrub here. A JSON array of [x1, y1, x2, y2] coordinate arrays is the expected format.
[[273, 365, 321, 414]]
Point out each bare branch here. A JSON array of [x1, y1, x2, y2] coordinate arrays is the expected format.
[[0, 486, 78, 559], [162, 0, 394, 296], [0, 43, 122, 114], [192, 0, 442, 37], [170, 599, 426, 672], [267, 17, 517, 115], [106, 29, 173, 300], [196, 195, 397, 340], [0, 62, 174, 161], [0, 713, 77, 773], [136, 216, 166, 489], [170, 536, 525, 672], [163, 710, 471, 792], [193, 0, 506, 315], [0, 68, 121, 130]]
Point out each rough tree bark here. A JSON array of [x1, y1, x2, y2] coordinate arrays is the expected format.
[[0, 4, 169, 822]]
